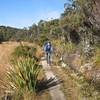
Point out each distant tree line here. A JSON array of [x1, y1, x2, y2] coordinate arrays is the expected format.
[[0, 0, 99, 47]]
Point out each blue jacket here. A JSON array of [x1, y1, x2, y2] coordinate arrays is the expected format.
[[43, 43, 53, 53]]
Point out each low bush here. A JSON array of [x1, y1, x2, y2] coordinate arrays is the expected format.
[[12, 44, 38, 61]]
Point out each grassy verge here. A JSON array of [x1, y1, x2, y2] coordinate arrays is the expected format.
[[51, 65, 100, 100], [51, 66, 81, 100], [0, 43, 51, 100]]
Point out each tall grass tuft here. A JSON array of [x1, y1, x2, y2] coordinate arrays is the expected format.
[[7, 57, 42, 98]]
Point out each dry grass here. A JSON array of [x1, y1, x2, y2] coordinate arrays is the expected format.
[[35, 45, 44, 59], [94, 47, 100, 69], [51, 65, 100, 100], [0, 42, 20, 97], [51, 66, 81, 100], [0, 41, 51, 100]]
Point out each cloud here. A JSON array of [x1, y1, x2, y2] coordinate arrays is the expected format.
[[37, 10, 61, 21]]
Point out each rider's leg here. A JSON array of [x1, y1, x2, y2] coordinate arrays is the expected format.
[[46, 53, 49, 64], [46, 53, 48, 63], [48, 53, 51, 65]]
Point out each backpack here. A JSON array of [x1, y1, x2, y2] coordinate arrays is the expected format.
[[45, 44, 51, 52]]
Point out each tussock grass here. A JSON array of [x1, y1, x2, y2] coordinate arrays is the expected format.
[[1, 57, 42, 99]]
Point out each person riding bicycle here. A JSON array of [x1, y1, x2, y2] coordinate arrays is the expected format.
[[43, 41, 53, 65]]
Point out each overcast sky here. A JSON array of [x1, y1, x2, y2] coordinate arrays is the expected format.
[[0, 0, 70, 28]]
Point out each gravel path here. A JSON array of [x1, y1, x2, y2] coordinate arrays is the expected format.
[[41, 59, 66, 100]]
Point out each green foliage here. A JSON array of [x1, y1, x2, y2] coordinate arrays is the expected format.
[[5, 44, 43, 99], [12, 44, 37, 60], [11, 29, 30, 42], [37, 34, 49, 46], [60, 0, 97, 45], [53, 39, 76, 55], [0, 33, 4, 43], [64, 42, 76, 53], [0, 26, 19, 42], [94, 47, 100, 67], [50, 27, 62, 39], [7, 57, 42, 94], [52, 39, 76, 66]]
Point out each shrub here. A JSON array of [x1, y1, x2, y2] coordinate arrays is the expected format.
[[53, 40, 76, 55], [12, 44, 38, 61], [37, 34, 49, 46]]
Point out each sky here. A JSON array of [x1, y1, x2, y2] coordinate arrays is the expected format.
[[0, 0, 70, 28]]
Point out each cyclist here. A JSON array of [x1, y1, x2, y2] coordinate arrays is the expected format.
[[43, 41, 53, 65]]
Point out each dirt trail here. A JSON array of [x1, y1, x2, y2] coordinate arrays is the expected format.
[[41, 58, 66, 100]]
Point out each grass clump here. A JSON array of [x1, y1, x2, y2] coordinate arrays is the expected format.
[[7, 57, 42, 99], [1, 43, 44, 99], [12, 44, 37, 60]]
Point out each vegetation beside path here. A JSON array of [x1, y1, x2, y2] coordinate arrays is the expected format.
[[0, 42, 51, 100]]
